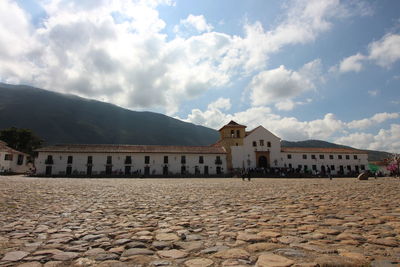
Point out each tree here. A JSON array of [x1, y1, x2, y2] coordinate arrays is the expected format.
[[384, 153, 400, 176], [0, 127, 43, 155]]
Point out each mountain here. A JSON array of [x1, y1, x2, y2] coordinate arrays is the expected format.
[[0, 83, 219, 146], [0, 83, 391, 161], [281, 140, 391, 162]]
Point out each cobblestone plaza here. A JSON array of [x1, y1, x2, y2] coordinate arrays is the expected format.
[[0, 176, 399, 266]]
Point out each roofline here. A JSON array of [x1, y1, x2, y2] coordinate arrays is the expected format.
[[246, 125, 281, 140], [281, 147, 368, 154], [35, 144, 227, 154], [218, 124, 246, 132]]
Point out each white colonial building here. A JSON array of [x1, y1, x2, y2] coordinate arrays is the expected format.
[[34, 120, 369, 177], [217, 121, 368, 176], [35, 144, 227, 177], [0, 140, 30, 174]]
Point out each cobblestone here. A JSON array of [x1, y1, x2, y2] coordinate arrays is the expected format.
[[0, 176, 399, 266]]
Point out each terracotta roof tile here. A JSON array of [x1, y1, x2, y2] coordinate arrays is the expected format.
[[281, 147, 367, 154], [36, 144, 226, 154], [218, 120, 246, 131], [0, 144, 29, 156]]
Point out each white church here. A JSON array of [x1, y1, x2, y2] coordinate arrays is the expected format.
[[35, 121, 368, 177]]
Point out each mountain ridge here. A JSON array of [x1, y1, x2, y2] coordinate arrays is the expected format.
[[0, 83, 391, 161], [0, 83, 219, 146]]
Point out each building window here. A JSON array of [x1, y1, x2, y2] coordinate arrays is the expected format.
[[319, 155, 324, 159], [252, 141, 257, 147], [302, 154, 307, 159], [304, 165, 308, 171], [195, 166, 200, 175], [45, 155, 53, 165], [311, 155, 316, 159], [330, 165, 335, 170], [347, 165, 351, 171], [181, 165, 186, 174], [236, 130, 240, 138], [181, 155, 186, 164], [125, 156, 132, 164], [338, 155, 343, 159], [298, 165, 302, 170], [215, 156, 222, 165], [354, 155, 358, 160], [346, 155, 350, 160], [87, 156, 93, 164], [145, 156, 150, 164], [287, 154, 292, 159], [231, 130, 235, 137], [164, 156, 168, 164], [361, 165, 365, 170], [329, 155, 334, 159], [4, 154, 13, 161], [199, 156, 204, 164], [312, 165, 317, 170], [260, 140, 264, 146], [288, 163, 292, 168], [17, 155, 24, 165], [67, 156, 73, 164], [267, 141, 271, 147], [106, 156, 112, 164]]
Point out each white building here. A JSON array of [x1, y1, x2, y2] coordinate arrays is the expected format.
[[34, 121, 369, 177], [0, 140, 30, 174], [218, 121, 369, 176], [35, 144, 227, 177]]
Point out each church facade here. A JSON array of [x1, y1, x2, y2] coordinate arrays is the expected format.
[[34, 120, 369, 177], [217, 121, 369, 175]]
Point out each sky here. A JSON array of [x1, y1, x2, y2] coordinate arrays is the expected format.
[[0, 0, 399, 152]]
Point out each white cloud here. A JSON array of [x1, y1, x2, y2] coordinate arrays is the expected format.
[[339, 53, 366, 73], [175, 14, 213, 34], [275, 100, 295, 111], [367, 90, 379, 96], [0, 0, 370, 115], [336, 124, 400, 152], [248, 61, 319, 106], [334, 33, 400, 73], [368, 33, 400, 68], [347, 112, 400, 129]]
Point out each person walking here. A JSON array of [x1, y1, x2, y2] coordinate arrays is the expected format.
[[327, 166, 332, 180]]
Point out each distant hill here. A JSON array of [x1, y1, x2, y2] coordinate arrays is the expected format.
[[0, 83, 219, 146], [0, 83, 391, 161], [281, 140, 392, 162]]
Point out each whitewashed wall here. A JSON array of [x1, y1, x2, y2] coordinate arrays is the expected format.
[[35, 152, 227, 176], [280, 152, 368, 175], [0, 149, 29, 173], [232, 127, 282, 169]]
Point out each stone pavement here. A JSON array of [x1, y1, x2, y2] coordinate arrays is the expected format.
[[0, 176, 399, 267]]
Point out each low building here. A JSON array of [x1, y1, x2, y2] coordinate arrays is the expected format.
[[35, 144, 227, 177], [0, 140, 30, 174], [34, 120, 370, 177], [218, 121, 369, 176]]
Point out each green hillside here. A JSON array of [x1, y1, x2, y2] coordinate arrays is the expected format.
[[0, 83, 391, 161], [0, 83, 219, 146]]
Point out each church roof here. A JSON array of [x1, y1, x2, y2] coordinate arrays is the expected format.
[[36, 144, 226, 154], [218, 120, 246, 131], [281, 147, 367, 154]]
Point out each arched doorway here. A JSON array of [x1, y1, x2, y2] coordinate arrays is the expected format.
[[256, 151, 270, 168], [258, 156, 268, 168]]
